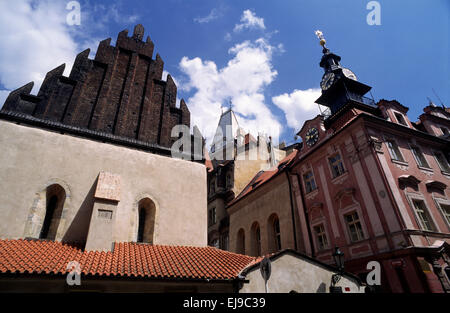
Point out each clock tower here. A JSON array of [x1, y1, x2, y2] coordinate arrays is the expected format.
[[314, 31, 377, 129]]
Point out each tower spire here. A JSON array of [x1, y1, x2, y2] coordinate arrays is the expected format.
[[314, 30, 329, 54]]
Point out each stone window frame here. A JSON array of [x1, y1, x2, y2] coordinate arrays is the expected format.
[[391, 109, 409, 127], [311, 222, 330, 251], [433, 197, 450, 230], [408, 143, 432, 170], [344, 211, 365, 242], [130, 193, 160, 243], [135, 197, 157, 244], [24, 179, 72, 241], [338, 204, 369, 244], [326, 148, 346, 180], [250, 221, 262, 256], [385, 137, 406, 163], [302, 167, 318, 194], [432, 150, 450, 174], [405, 192, 441, 233]]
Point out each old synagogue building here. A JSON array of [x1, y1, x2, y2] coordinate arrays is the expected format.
[[0, 23, 448, 293]]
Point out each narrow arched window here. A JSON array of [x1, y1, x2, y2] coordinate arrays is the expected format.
[[267, 214, 281, 253], [40, 195, 57, 239], [251, 222, 261, 256], [39, 184, 65, 240], [273, 217, 281, 251], [137, 207, 146, 243], [237, 228, 245, 254], [136, 198, 156, 244]]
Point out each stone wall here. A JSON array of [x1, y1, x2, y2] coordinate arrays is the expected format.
[[0, 120, 207, 250]]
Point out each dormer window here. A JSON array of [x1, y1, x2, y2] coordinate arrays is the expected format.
[[394, 112, 408, 126], [440, 127, 449, 136]]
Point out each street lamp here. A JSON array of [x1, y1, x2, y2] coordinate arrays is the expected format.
[[330, 247, 345, 293], [333, 247, 345, 272]]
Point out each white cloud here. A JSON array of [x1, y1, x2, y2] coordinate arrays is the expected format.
[[194, 8, 221, 24], [0, 0, 141, 96], [234, 9, 265, 32], [179, 38, 282, 144], [272, 88, 323, 130], [0, 0, 79, 94]]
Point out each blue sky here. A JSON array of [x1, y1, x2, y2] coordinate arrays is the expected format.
[[0, 0, 448, 145]]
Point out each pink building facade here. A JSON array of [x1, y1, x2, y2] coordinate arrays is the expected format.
[[289, 39, 450, 292]]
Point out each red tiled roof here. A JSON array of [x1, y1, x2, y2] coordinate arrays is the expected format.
[[0, 239, 255, 280], [228, 149, 299, 207]]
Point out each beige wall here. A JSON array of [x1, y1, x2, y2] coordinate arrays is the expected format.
[[0, 120, 207, 249], [240, 253, 364, 293], [233, 145, 286, 196], [228, 174, 296, 256]]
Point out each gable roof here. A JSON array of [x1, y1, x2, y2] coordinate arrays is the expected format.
[[0, 239, 255, 281]]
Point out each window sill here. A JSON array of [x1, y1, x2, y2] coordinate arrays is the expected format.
[[305, 188, 319, 196], [331, 171, 348, 184], [417, 165, 433, 173], [391, 159, 408, 166]]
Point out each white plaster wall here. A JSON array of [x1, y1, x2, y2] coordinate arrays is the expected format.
[[0, 120, 207, 247], [240, 254, 364, 293]]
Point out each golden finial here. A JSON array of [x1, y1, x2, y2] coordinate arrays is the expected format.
[[315, 30, 326, 47]]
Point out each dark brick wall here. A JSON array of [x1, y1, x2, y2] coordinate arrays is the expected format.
[[1, 24, 191, 151]]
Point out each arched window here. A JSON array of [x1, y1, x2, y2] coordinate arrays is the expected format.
[[237, 228, 245, 254], [251, 222, 262, 256], [267, 214, 281, 253], [40, 184, 65, 240], [137, 198, 156, 244]]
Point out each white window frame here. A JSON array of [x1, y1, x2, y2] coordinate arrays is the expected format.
[[338, 205, 369, 244], [392, 110, 409, 127], [344, 211, 365, 242], [405, 193, 440, 232], [312, 223, 330, 251], [433, 197, 450, 230], [385, 138, 406, 162]]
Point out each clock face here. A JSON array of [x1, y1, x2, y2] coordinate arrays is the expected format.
[[320, 72, 335, 91], [305, 127, 319, 146], [342, 68, 357, 81]]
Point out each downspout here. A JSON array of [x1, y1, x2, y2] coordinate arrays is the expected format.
[[285, 170, 298, 251], [294, 172, 315, 258]]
